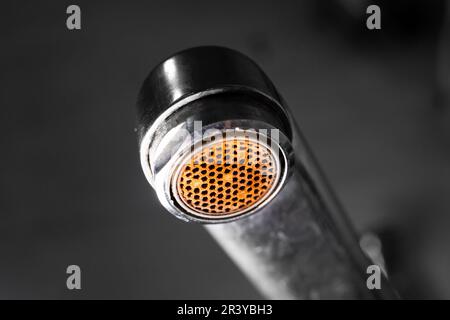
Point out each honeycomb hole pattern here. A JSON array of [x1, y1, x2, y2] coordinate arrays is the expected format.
[[175, 136, 277, 217]]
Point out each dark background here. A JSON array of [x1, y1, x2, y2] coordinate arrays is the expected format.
[[1, 0, 449, 299]]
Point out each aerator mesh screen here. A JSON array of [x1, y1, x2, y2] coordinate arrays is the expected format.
[[175, 137, 277, 217]]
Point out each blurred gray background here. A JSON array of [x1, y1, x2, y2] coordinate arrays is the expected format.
[[1, 0, 449, 299]]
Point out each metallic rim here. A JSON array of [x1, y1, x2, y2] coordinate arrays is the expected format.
[[168, 130, 288, 222]]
